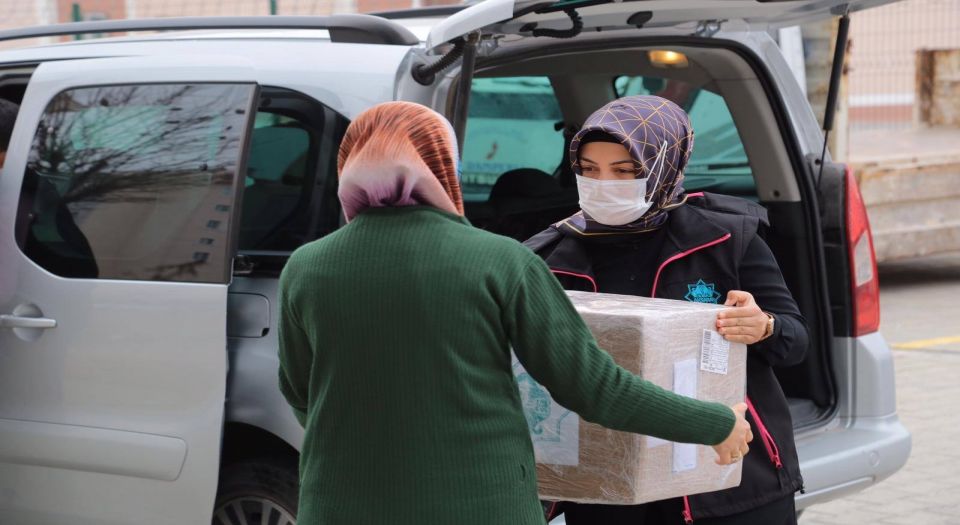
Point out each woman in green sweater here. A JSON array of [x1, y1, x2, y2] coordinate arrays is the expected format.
[[277, 101, 752, 525]]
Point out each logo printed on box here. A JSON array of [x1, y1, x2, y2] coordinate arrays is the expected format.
[[515, 372, 552, 435], [512, 359, 579, 466]]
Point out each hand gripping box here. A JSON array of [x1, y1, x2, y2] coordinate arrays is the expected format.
[[513, 291, 747, 505]]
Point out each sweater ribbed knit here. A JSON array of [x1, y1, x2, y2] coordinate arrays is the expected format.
[[277, 206, 735, 525]]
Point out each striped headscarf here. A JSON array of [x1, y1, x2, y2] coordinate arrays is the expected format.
[[559, 95, 694, 236], [337, 101, 464, 222]]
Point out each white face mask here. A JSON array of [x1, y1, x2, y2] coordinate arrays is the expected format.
[[575, 140, 669, 226], [576, 175, 652, 226]]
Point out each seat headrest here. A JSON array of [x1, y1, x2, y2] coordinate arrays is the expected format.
[[488, 168, 563, 202]]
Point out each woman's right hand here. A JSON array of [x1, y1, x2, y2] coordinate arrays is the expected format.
[[712, 402, 752, 465]]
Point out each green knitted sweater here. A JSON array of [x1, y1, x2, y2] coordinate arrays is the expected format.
[[277, 206, 735, 525]]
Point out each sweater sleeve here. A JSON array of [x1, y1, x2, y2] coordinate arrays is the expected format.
[[277, 265, 311, 427], [738, 235, 810, 367], [505, 255, 736, 446]]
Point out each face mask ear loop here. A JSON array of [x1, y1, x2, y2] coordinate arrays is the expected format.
[[646, 141, 669, 197]]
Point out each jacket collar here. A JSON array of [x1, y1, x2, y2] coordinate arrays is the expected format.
[[354, 205, 471, 227], [542, 205, 732, 281]]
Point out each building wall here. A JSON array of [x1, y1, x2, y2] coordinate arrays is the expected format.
[[848, 0, 960, 128], [4, 0, 957, 129], [0, 0, 465, 27]]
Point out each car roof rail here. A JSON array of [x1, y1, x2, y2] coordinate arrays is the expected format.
[[371, 5, 468, 19], [0, 14, 420, 46]]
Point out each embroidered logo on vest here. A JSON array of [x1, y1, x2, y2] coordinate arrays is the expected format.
[[685, 279, 722, 303]]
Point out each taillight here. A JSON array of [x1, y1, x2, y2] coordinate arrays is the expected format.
[[845, 166, 880, 335]]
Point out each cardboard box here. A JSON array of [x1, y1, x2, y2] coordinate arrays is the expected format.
[[513, 291, 747, 505]]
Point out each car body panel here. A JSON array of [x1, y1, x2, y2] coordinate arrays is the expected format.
[[0, 39, 410, 121], [0, 55, 259, 524], [226, 276, 305, 451]]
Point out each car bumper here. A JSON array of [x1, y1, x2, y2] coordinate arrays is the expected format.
[[795, 413, 911, 509]]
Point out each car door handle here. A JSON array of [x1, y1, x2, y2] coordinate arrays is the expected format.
[[0, 314, 57, 329]]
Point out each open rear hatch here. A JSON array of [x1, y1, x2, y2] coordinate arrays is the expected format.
[[421, 0, 896, 157], [426, 0, 898, 50], [414, 0, 890, 430]]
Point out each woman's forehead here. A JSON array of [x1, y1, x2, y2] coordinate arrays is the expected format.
[[580, 141, 632, 160]]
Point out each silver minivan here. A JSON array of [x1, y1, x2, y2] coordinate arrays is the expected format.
[[0, 1, 911, 523]]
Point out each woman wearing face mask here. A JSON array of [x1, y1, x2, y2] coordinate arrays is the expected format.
[[276, 101, 753, 525], [526, 95, 808, 525]]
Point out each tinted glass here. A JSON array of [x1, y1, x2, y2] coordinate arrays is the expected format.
[[239, 112, 310, 251], [461, 77, 564, 202], [615, 76, 755, 196], [16, 83, 256, 283], [237, 88, 349, 257]]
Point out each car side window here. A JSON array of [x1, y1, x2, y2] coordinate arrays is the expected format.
[[238, 88, 349, 255], [461, 77, 564, 202], [615, 76, 755, 197], [15, 83, 256, 283]]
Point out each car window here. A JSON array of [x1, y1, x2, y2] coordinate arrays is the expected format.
[[461, 76, 564, 202], [614, 76, 755, 197], [239, 89, 349, 255], [15, 83, 255, 283]]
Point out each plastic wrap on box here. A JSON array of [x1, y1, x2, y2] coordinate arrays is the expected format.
[[513, 290, 747, 505]]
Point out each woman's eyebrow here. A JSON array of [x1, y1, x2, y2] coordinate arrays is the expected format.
[[580, 156, 599, 165], [611, 160, 638, 166]]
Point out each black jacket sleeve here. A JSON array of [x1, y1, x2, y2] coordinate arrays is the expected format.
[[738, 235, 809, 367]]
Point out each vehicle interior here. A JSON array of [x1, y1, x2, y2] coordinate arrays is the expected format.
[[234, 86, 349, 275], [450, 43, 837, 430]]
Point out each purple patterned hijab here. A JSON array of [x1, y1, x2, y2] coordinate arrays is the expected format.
[[559, 95, 695, 237]]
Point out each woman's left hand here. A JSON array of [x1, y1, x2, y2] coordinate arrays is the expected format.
[[716, 290, 769, 345]]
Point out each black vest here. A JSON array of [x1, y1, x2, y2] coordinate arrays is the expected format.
[[525, 194, 804, 519]]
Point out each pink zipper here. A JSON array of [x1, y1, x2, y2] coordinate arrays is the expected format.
[[682, 496, 694, 524], [746, 396, 783, 469], [656, 233, 774, 525], [545, 501, 559, 521], [650, 233, 732, 298], [549, 269, 599, 293], [680, 398, 782, 524]]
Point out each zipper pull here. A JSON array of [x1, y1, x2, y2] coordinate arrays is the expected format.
[[682, 496, 694, 524]]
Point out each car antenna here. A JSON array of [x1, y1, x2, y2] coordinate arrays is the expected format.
[[816, 12, 850, 194]]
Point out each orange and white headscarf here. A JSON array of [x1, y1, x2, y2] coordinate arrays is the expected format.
[[337, 101, 464, 222]]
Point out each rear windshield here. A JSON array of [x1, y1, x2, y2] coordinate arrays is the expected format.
[[461, 77, 564, 202], [615, 76, 753, 196]]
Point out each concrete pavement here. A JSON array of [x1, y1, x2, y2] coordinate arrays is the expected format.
[[801, 252, 960, 524]]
